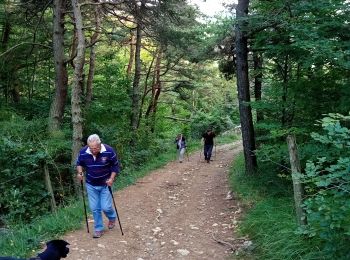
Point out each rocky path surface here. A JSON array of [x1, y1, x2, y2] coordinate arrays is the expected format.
[[64, 142, 243, 260]]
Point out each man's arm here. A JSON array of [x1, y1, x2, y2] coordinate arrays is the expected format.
[[106, 147, 120, 186]]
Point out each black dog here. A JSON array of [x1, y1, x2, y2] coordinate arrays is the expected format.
[[0, 240, 69, 260]]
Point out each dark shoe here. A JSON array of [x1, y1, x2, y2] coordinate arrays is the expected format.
[[108, 219, 116, 230], [207, 159, 210, 163], [93, 230, 103, 238]]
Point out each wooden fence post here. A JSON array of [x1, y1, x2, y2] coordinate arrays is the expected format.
[[44, 163, 57, 212], [287, 134, 307, 227]]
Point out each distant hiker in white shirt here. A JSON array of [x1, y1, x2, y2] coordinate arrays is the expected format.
[[175, 134, 187, 163]]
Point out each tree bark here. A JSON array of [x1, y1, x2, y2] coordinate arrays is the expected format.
[[281, 54, 289, 126], [235, 0, 257, 174], [130, 0, 145, 132], [127, 29, 136, 77], [145, 48, 162, 132], [49, 0, 68, 133], [1, 18, 11, 51], [253, 51, 263, 122], [44, 163, 57, 212], [138, 55, 156, 128], [85, 0, 101, 107], [287, 135, 307, 227], [0, 19, 11, 103], [71, 0, 85, 194]]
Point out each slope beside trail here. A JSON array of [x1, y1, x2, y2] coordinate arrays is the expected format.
[[64, 141, 243, 260]]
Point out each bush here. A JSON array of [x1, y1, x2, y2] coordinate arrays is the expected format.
[[0, 116, 73, 224], [301, 113, 350, 258]]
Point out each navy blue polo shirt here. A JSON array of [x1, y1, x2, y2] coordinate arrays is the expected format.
[[76, 144, 120, 186]]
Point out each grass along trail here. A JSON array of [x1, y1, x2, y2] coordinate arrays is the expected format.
[[63, 142, 243, 260]]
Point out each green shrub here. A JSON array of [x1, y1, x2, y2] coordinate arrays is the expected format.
[[230, 154, 324, 260], [301, 113, 350, 258]]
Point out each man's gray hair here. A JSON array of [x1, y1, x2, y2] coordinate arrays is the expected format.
[[87, 134, 101, 144]]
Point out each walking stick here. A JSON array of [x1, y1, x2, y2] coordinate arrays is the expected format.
[[80, 180, 89, 233], [108, 186, 124, 236], [214, 143, 217, 159]]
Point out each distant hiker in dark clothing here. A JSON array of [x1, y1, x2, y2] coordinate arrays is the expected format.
[[175, 134, 186, 163], [202, 129, 216, 163]]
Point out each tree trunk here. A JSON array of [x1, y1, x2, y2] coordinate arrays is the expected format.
[[0, 20, 11, 102], [145, 48, 162, 132], [138, 55, 156, 128], [11, 80, 20, 103], [235, 0, 257, 174], [71, 0, 86, 194], [253, 51, 263, 122], [287, 135, 307, 227], [49, 0, 68, 133], [127, 30, 136, 77], [1, 19, 11, 50], [130, 0, 145, 132], [85, 0, 101, 107], [281, 54, 289, 126], [44, 163, 57, 212]]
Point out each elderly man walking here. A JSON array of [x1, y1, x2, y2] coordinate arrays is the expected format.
[[76, 134, 120, 238]]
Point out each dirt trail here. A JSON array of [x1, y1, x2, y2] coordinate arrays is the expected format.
[[64, 142, 243, 260]]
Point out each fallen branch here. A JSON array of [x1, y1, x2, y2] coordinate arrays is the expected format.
[[164, 116, 191, 122], [211, 232, 236, 252]]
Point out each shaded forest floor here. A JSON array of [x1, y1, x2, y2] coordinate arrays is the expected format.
[[63, 142, 245, 260]]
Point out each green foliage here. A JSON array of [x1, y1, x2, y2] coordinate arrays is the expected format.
[[190, 109, 234, 138], [301, 114, 350, 258], [0, 116, 49, 224], [0, 113, 72, 225], [0, 201, 83, 257], [247, 0, 350, 163], [84, 52, 131, 144], [230, 154, 324, 260]]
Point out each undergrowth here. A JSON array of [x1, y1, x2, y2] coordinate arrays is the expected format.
[[229, 153, 326, 260]]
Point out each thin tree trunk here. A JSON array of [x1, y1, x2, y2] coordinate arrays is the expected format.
[[44, 163, 57, 212], [127, 30, 136, 77], [281, 54, 289, 126], [145, 48, 162, 133], [145, 50, 160, 118], [138, 55, 156, 128], [287, 135, 307, 227], [11, 81, 20, 103], [49, 0, 68, 133], [29, 56, 38, 102], [85, 0, 101, 107], [253, 51, 263, 122], [71, 0, 86, 194], [1, 20, 11, 102], [130, 0, 145, 132], [235, 0, 257, 174], [149, 49, 163, 132], [1, 19, 11, 50]]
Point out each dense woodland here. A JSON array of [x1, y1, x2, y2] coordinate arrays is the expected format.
[[0, 0, 349, 258]]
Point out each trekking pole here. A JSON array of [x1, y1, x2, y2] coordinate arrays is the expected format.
[[80, 180, 89, 233], [214, 143, 217, 159], [108, 186, 124, 236]]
